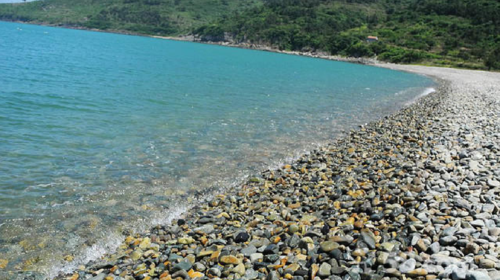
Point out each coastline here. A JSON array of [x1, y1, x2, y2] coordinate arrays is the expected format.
[[2, 20, 500, 280], [43, 63, 500, 280]]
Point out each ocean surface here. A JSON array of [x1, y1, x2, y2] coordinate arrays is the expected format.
[[0, 21, 435, 279]]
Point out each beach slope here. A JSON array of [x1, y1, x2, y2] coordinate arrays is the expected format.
[[52, 65, 500, 280]]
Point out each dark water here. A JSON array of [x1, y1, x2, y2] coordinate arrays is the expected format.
[[0, 21, 434, 278]]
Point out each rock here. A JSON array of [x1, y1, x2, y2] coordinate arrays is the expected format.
[[466, 271, 492, 280], [428, 242, 441, 254], [440, 236, 458, 246], [479, 259, 496, 269], [381, 242, 395, 252], [0, 259, 7, 269], [235, 231, 250, 243], [360, 229, 376, 249], [399, 258, 416, 274], [318, 262, 332, 277], [233, 263, 246, 275], [173, 260, 193, 272], [89, 274, 106, 280], [188, 269, 204, 279], [250, 253, 263, 263], [267, 271, 279, 280], [139, 237, 151, 250], [208, 267, 221, 277], [377, 252, 389, 265], [320, 241, 340, 252], [245, 269, 259, 279], [178, 236, 195, 244], [241, 245, 257, 256], [219, 255, 240, 265], [464, 242, 481, 255], [264, 244, 279, 254], [408, 269, 428, 277], [487, 179, 500, 188]]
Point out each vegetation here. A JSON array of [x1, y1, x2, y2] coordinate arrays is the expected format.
[[0, 0, 262, 35], [1, 0, 499, 69], [194, 0, 500, 69]]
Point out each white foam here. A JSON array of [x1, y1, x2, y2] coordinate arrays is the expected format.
[[404, 87, 436, 106]]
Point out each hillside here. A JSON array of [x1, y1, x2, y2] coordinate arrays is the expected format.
[[194, 0, 500, 69], [0, 0, 262, 35], [0, 0, 499, 69]]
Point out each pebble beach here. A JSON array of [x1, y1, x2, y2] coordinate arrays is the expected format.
[[42, 65, 500, 280]]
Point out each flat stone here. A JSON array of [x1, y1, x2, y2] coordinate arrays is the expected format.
[[399, 258, 416, 274], [360, 229, 376, 249], [381, 242, 395, 252], [320, 241, 340, 252], [241, 245, 257, 256], [219, 255, 240, 265], [487, 179, 500, 188], [408, 269, 428, 277], [318, 262, 331, 277], [250, 253, 263, 263], [466, 271, 492, 280], [173, 260, 193, 272], [330, 236, 353, 245], [471, 220, 485, 227], [479, 259, 496, 269]]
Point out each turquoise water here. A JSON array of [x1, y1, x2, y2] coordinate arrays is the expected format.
[[0, 21, 434, 278]]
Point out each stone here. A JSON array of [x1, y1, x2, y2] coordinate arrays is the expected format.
[[400, 258, 416, 274], [188, 269, 204, 279], [250, 253, 263, 263], [318, 262, 331, 277], [267, 271, 279, 280], [377, 252, 389, 265], [219, 255, 240, 265], [360, 229, 376, 249], [233, 263, 246, 275], [235, 232, 250, 243], [479, 259, 496, 269], [429, 242, 440, 254], [464, 242, 481, 255], [242, 245, 257, 256], [487, 179, 500, 188], [139, 238, 151, 250], [416, 239, 427, 252], [320, 241, 340, 252], [381, 242, 395, 252], [178, 237, 195, 245], [466, 271, 492, 280], [208, 267, 221, 277], [172, 260, 193, 272], [408, 269, 428, 277]]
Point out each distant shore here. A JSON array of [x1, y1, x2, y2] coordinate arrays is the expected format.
[[49, 63, 500, 280]]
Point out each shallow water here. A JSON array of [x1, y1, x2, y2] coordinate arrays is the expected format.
[[0, 21, 434, 278]]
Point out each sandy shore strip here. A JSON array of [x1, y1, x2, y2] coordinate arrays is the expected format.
[[35, 65, 498, 280]]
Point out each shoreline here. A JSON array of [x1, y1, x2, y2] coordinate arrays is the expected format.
[[43, 65, 500, 280], [2, 20, 500, 280], [0, 20, 375, 65]]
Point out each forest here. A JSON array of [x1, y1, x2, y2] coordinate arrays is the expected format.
[[0, 0, 499, 69]]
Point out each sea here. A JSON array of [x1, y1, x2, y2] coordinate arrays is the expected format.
[[0, 21, 435, 279]]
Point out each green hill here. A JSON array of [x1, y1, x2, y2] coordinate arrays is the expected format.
[[0, 0, 262, 35], [194, 0, 500, 69], [1, 0, 499, 69]]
